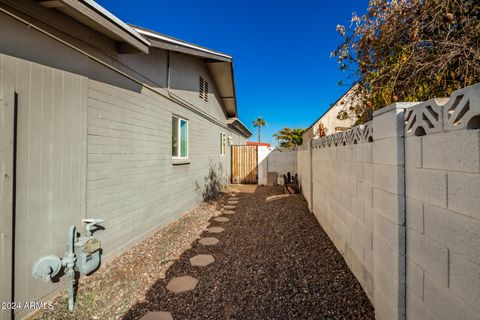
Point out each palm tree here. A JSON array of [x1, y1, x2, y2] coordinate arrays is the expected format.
[[252, 117, 267, 143]]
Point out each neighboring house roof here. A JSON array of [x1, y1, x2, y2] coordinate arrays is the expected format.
[[247, 142, 271, 147], [227, 118, 253, 138], [305, 84, 359, 133], [38, 0, 150, 53], [132, 25, 239, 119]]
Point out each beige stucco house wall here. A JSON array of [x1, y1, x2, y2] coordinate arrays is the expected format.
[[303, 85, 358, 143]]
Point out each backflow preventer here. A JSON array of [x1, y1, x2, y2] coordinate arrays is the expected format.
[[32, 219, 104, 311]]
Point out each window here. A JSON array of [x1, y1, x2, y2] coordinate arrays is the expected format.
[[172, 116, 188, 158], [220, 132, 227, 155], [199, 76, 208, 102]]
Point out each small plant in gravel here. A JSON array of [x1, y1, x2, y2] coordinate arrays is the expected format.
[[196, 162, 227, 202]]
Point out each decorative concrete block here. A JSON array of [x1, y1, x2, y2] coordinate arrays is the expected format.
[[443, 83, 480, 131], [447, 171, 480, 220], [373, 188, 405, 225], [405, 136, 422, 168], [406, 197, 424, 234], [352, 121, 373, 144], [423, 204, 480, 266], [406, 168, 447, 208], [404, 99, 446, 137], [407, 230, 449, 288], [423, 129, 480, 173], [373, 164, 405, 195]]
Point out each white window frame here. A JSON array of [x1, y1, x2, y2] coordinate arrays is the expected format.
[[172, 116, 189, 159], [220, 132, 227, 156]]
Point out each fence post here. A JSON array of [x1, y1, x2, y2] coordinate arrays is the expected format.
[[371, 103, 413, 320]]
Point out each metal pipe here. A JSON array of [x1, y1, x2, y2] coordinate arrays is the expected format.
[[66, 226, 76, 311]]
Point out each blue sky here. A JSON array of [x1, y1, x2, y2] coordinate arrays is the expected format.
[[98, 0, 369, 145]]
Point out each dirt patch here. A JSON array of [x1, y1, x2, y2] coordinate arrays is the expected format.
[[31, 193, 229, 320]]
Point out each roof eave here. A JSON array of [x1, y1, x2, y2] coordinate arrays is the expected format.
[[132, 26, 231, 62], [227, 118, 252, 138], [132, 25, 238, 118], [42, 0, 150, 53]]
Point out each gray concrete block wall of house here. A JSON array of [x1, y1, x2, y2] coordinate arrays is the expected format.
[[297, 84, 480, 320], [0, 8, 246, 318], [0, 52, 89, 319], [87, 79, 243, 258]]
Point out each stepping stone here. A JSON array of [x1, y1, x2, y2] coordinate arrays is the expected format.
[[207, 226, 225, 233], [224, 205, 236, 210], [223, 210, 235, 215], [190, 254, 215, 267], [166, 275, 198, 293], [140, 311, 173, 320], [198, 237, 219, 246], [229, 197, 239, 201], [227, 201, 239, 205], [214, 217, 229, 222]]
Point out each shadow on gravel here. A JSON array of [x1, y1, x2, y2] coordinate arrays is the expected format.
[[122, 186, 374, 320]]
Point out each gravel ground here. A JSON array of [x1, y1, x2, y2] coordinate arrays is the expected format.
[[31, 192, 229, 320], [122, 185, 375, 320]]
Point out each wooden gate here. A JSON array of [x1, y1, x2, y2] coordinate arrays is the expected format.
[[231, 145, 258, 184]]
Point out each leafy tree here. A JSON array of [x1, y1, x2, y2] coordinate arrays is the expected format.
[[273, 128, 306, 148], [252, 117, 267, 143], [332, 0, 480, 123]]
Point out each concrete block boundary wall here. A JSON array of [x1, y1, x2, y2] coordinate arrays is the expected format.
[[297, 83, 480, 320]]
